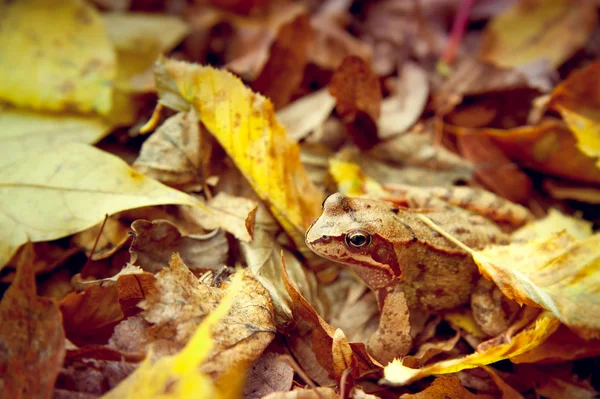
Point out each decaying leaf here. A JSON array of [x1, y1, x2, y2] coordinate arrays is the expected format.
[[261, 387, 338, 399], [276, 88, 336, 142], [480, 0, 597, 68], [102, 271, 247, 399], [329, 55, 381, 150], [0, 0, 115, 115], [383, 315, 560, 386], [0, 243, 66, 398], [242, 351, 294, 399], [512, 208, 592, 241], [0, 143, 203, 270], [153, 57, 324, 249], [129, 219, 228, 273], [201, 192, 258, 242], [72, 217, 131, 261], [549, 60, 600, 167], [0, 109, 111, 169], [543, 179, 600, 204], [400, 376, 476, 398]]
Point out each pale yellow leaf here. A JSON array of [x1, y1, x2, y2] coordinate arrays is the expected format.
[[512, 208, 592, 241], [383, 315, 560, 386], [0, 143, 201, 270], [153, 58, 324, 248], [276, 88, 336, 141], [102, 271, 246, 399], [480, 0, 597, 68], [0, 109, 111, 169], [0, 0, 115, 115]]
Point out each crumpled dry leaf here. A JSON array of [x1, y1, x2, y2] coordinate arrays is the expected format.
[[262, 387, 338, 399], [102, 270, 249, 399], [276, 88, 336, 142], [329, 55, 381, 150], [548, 60, 600, 167], [480, 0, 597, 68], [0, 142, 203, 270], [72, 217, 131, 261], [472, 231, 600, 339], [383, 314, 560, 386], [133, 111, 207, 191], [242, 351, 294, 399], [282, 255, 377, 379], [446, 119, 600, 185], [400, 375, 477, 398], [200, 192, 258, 242], [0, 108, 111, 169], [0, 0, 115, 114], [153, 57, 323, 250], [0, 243, 66, 398], [379, 62, 429, 139], [129, 219, 228, 273]]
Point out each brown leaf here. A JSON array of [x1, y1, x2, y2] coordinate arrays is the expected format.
[[71, 217, 131, 261], [456, 134, 533, 204], [56, 357, 138, 397], [200, 192, 258, 242], [329, 55, 381, 150], [543, 179, 600, 204], [400, 375, 477, 399], [261, 387, 338, 399], [129, 219, 228, 273], [0, 243, 66, 398], [242, 351, 294, 399], [133, 111, 207, 191]]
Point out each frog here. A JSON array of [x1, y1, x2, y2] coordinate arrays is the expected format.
[[305, 193, 521, 365]]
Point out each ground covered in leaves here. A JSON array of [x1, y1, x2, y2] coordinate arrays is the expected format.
[[1, 0, 600, 398]]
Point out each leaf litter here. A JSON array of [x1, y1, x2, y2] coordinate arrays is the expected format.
[[1, 1, 600, 398]]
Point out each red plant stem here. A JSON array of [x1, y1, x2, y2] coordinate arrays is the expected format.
[[441, 0, 476, 64]]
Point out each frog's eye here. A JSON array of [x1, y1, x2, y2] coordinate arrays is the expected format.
[[345, 230, 372, 248]]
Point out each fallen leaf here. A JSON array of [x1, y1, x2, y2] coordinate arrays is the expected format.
[[379, 62, 429, 139], [57, 357, 139, 397], [261, 387, 338, 399], [512, 208, 592, 241], [548, 60, 600, 167], [0, 243, 66, 398], [543, 179, 600, 204], [329, 55, 381, 150], [276, 88, 336, 142], [153, 57, 324, 250], [133, 111, 207, 191], [481, 366, 524, 399], [446, 119, 600, 185], [101, 270, 248, 399], [400, 375, 477, 398], [0, 0, 115, 114], [0, 108, 111, 168], [0, 142, 203, 270], [72, 217, 131, 261], [480, 0, 597, 68], [472, 231, 600, 339], [242, 351, 294, 399], [383, 314, 560, 386], [456, 134, 533, 204], [200, 192, 258, 242], [129, 219, 228, 273]]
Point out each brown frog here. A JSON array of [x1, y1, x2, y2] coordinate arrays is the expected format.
[[305, 193, 520, 364]]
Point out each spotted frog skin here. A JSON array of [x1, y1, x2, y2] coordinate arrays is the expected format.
[[306, 193, 517, 364]]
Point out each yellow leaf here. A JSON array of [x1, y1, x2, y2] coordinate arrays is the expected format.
[[0, 108, 111, 168], [549, 61, 600, 167], [512, 208, 592, 241], [0, 0, 115, 115], [329, 158, 388, 197], [480, 0, 596, 68], [153, 58, 324, 248], [473, 232, 600, 339], [102, 271, 246, 399], [383, 315, 560, 386], [0, 143, 201, 270]]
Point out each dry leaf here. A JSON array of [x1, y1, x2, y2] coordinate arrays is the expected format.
[[72, 217, 131, 261], [0, 0, 115, 114], [379, 62, 429, 139], [548, 60, 600, 167], [480, 0, 597, 68], [276, 88, 336, 142], [0, 109, 111, 169], [262, 387, 338, 399], [0, 142, 203, 270], [0, 243, 66, 398], [129, 219, 228, 273], [153, 57, 323, 250], [133, 111, 206, 191], [201, 192, 258, 242], [329, 55, 381, 150], [400, 375, 477, 398], [101, 271, 248, 399], [473, 231, 600, 338], [242, 351, 294, 399], [383, 315, 560, 386], [543, 179, 600, 204], [512, 208, 592, 241]]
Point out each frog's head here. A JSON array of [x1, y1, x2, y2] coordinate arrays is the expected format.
[[306, 193, 416, 290]]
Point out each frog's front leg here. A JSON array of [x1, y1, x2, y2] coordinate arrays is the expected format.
[[367, 285, 413, 365]]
